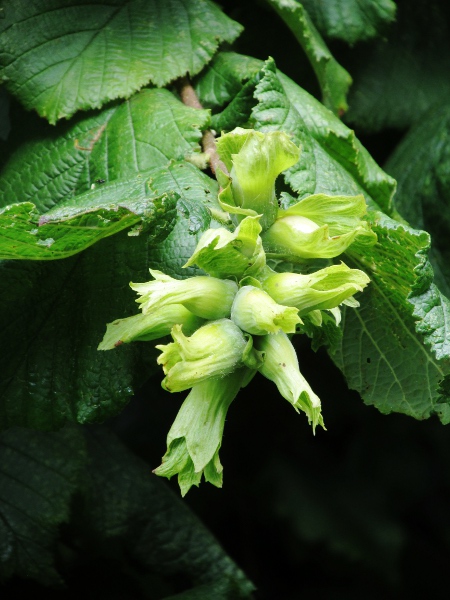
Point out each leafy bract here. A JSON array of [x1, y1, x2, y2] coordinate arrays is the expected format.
[[346, 0, 450, 132], [0, 0, 242, 124], [0, 426, 85, 584], [263, 0, 352, 115], [252, 58, 396, 213], [300, 0, 396, 45]]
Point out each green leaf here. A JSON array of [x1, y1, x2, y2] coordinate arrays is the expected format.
[[0, 89, 210, 259], [0, 426, 86, 584], [211, 78, 258, 132], [252, 58, 396, 213], [80, 428, 255, 597], [194, 52, 262, 110], [0, 86, 10, 140], [334, 213, 450, 421], [0, 178, 177, 260], [346, 0, 450, 132], [0, 88, 209, 212], [385, 103, 450, 295], [300, 0, 396, 45], [262, 0, 352, 115], [0, 0, 242, 124], [0, 163, 217, 430]]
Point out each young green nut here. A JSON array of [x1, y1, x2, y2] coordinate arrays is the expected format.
[[216, 128, 300, 231], [153, 369, 248, 496], [231, 285, 302, 335], [97, 304, 204, 350], [131, 269, 238, 320], [254, 332, 324, 433], [156, 319, 248, 393], [262, 193, 377, 260], [184, 216, 266, 279], [262, 263, 370, 316]]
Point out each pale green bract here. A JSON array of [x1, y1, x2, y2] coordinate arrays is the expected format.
[[215, 128, 301, 230], [156, 320, 247, 392], [262, 193, 377, 260], [99, 128, 374, 495]]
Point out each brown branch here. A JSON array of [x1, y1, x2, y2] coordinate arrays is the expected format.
[[178, 76, 229, 177]]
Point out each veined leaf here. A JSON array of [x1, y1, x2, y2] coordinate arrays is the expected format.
[[0, 425, 254, 594], [262, 0, 352, 115], [0, 0, 242, 124], [0, 88, 210, 258], [300, 0, 396, 45], [252, 57, 396, 213], [195, 52, 262, 110], [385, 103, 450, 296], [0, 178, 177, 260], [0, 426, 86, 584], [0, 88, 209, 212], [335, 213, 450, 422]]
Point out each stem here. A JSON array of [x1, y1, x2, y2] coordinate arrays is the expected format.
[[178, 76, 229, 177]]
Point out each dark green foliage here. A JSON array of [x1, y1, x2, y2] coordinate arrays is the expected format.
[[2, 0, 450, 597]]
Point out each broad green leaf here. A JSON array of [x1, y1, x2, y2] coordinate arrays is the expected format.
[[262, 0, 352, 115], [80, 428, 255, 597], [334, 213, 450, 422], [0, 0, 242, 124], [252, 58, 396, 213], [0, 89, 210, 259], [346, 0, 450, 132], [300, 0, 396, 45], [384, 104, 450, 372], [0, 178, 177, 260], [0, 164, 217, 430], [0, 86, 10, 140], [385, 103, 450, 295], [0, 426, 86, 584], [0, 88, 209, 213]]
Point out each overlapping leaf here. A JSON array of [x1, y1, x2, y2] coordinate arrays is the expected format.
[[0, 0, 242, 124], [0, 88, 209, 258], [300, 0, 396, 45], [385, 103, 450, 295], [262, 0, 352, 115]]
